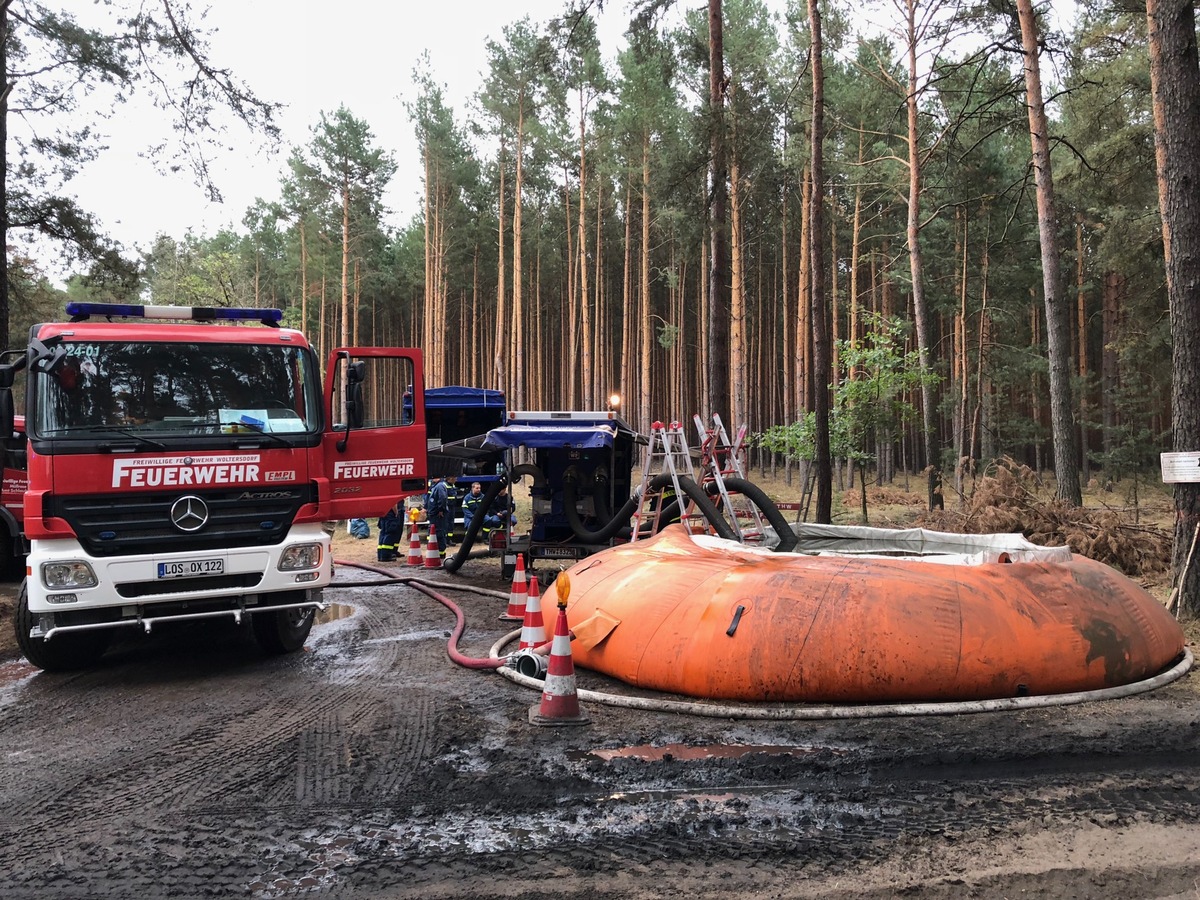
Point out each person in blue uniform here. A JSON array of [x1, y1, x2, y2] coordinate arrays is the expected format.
[[426, 475, 457, 558]]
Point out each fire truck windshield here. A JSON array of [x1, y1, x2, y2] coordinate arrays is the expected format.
[[31, 340, 321, 439]]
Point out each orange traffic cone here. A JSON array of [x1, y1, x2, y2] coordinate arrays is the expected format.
[[518, 574, 546, 650], [424, 524, 442, 569], [530, 572, 589, 726], [405, 522, 423, 567], [501, 553, 528, 621]]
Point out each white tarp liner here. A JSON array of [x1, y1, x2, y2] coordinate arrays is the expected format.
[[706, 522, 1072, 566]]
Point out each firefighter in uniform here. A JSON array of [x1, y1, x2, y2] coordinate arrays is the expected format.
[[376, 501, 402, 561]]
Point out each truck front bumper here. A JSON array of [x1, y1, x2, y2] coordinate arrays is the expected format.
[[25, 524, 331, 640]]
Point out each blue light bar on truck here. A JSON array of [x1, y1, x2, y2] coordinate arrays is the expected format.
[[65, 303, 283, 326]]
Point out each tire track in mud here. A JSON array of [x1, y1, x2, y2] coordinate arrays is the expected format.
[[318, 581, 469, 685], [4, 571, 1197, 900], [0, 690, 351, 850], [6, 747, 1200, 900], [0, 605, 448, 871], [278, 767, 1200, 891]]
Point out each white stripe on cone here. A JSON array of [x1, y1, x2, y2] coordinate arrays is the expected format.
[[518, 575, 546, 649], [530, 601, 589, 726], [502, 556, 528, 620], [406, 524, 423, 566], [424, 524, 441, 568]]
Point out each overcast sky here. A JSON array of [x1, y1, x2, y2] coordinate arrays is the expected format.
[[68, 0, 635, 257], [63, 0, 1016, 263]]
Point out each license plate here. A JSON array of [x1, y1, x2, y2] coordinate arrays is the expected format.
[[538, 547, 585, 559], [157, 559, 225, 579]]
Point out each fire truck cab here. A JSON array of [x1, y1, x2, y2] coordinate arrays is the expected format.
[[4, 302, 427, 671]]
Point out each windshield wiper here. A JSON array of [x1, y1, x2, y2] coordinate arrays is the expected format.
[[82, 426, 168, 452], [227, 420, 292, 448]]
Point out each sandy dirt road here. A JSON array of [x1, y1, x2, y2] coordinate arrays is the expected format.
[[2, 553, 1199, 900]]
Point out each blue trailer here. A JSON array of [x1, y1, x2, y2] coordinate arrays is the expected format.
[[443, 410, 644, 580], [403, 386, 507, 540]]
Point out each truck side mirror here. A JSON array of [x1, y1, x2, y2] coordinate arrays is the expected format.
[[0, 375, 12, 441], [336, 355, 366, 452], [29, 338, 68, 375], [346, 382, 365, 429], [345, 360, 367, 429]]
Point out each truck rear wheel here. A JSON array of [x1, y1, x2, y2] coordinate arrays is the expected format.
[[252, 594, 315, 654], [14, 581, 111, 672]]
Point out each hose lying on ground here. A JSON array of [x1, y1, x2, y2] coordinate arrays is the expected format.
[[333, 559, 508, 669]]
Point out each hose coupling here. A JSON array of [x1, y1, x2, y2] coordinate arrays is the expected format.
[[509, 649, 549, 678]]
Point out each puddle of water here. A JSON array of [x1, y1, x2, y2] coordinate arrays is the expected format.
[[572, 743, 837, 762], [248, 786, 885, 875], [362, 630, 448, 645], [316, 603, 356, 625], [0, 660, 38, 688]]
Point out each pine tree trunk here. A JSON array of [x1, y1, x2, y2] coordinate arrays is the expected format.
[[594, 177, 606, 405], [640, 133, 652, 435], [1101, 270, 1123, 458], [340, 184, 351, 350], [423, 143, 433, 382], [300, 222, 309, 335], [969, 230, 991, 495], [494, 139, 508, 393], [903, 0, 938, 494], [1018, 0, 1081, 504], [563, 171, 578, 407], [1147, 0, 1200, 616], [707, 0, 731, 427], [954, 209, 967, 501], [798, 167, 811, 414], [621, 179, 633, 413], [781, 127, 792, 486], [578, 92, 594, 410], [730, 155, 747, 430], [809, 0, 832, 523], [850, 133, 863, 381], [1077, 217, 1089, 480], [512, 104, 526, 411]]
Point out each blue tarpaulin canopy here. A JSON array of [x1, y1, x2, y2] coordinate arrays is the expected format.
[[425, 385, 506, 408], [483, 423, 618, 451]]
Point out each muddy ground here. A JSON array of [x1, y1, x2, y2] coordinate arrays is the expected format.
[[2, 523, 1200, 899]]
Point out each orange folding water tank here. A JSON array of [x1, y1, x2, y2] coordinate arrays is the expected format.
[[545, 525, 1186, 703]]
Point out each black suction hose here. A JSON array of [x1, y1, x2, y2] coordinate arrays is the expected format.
[[644, 474, 740, 541], [443, 477, 507, 573], [561, 467, 642, 542], [704, 476, 798, 552], [592, 471, 613, 522], [563, 471, 739, 543], [507, 463, 547, 489]]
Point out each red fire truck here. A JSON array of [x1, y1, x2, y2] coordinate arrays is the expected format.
[[2, 302, 427, 671]]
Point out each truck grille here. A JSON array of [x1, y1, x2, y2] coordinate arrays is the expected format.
[[47, 486, 315, 557], [116, 573, 263, 599]]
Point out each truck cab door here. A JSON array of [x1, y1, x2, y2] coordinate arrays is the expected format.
[[321, 347, 427, 520]]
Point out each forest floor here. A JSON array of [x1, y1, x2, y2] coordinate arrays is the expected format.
[[3, 465, 1199, 899]]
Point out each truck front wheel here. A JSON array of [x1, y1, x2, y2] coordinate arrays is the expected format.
[[252, 595, 315, 654], [14, 581, 111, 672]]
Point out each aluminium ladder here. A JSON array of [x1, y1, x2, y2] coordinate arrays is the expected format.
[[693, 413, 767, 544], [630, 420, 697, 541]]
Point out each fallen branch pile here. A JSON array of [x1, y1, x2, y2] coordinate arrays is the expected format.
[[919, 459, 1172, 577]]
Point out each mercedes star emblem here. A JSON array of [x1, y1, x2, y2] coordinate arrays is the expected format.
[[170, 495, 209, 532]]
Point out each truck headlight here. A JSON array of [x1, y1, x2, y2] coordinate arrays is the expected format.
[[42, 561, 98, 589], [279, 543, 322, 571]]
